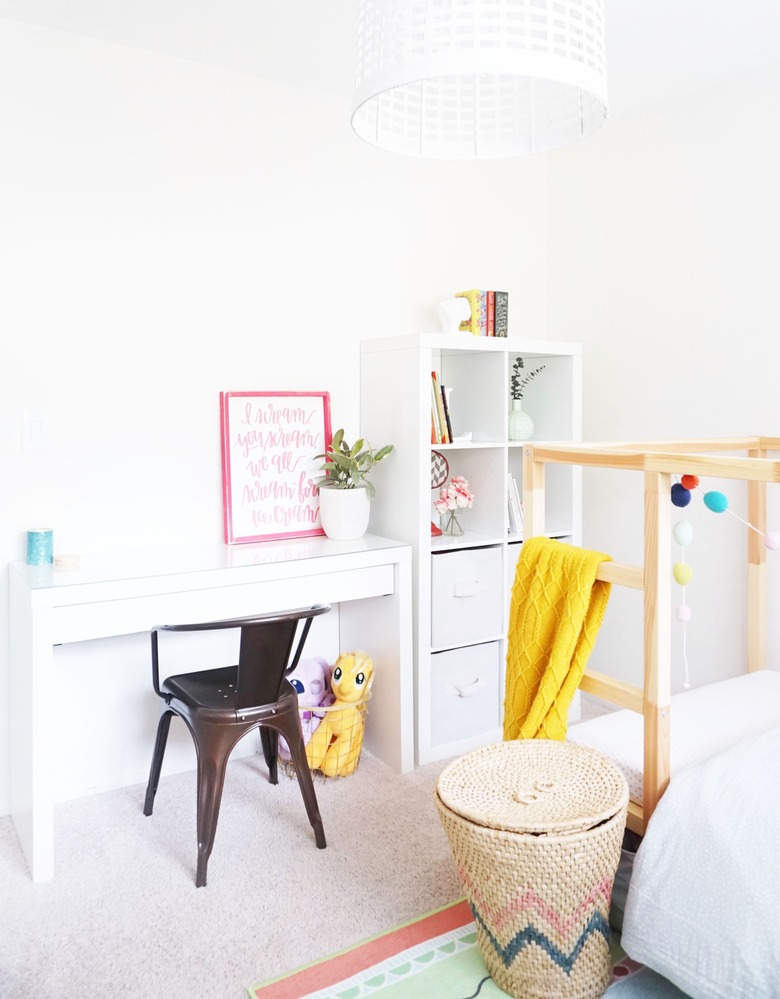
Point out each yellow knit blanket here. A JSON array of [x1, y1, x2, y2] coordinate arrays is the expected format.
[[503, 536, 612, 742]]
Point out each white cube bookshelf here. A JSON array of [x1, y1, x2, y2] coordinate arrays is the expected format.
[[360, 333, 582, 764]]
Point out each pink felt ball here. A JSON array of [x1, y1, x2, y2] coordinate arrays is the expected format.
[[765, 530, 780, 550], [676, 604, 692, 623]]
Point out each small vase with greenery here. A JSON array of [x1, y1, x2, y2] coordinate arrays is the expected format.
[[315, 429, 394, 541], [509, 357, 545, 441], [315, 428, 394, 498]]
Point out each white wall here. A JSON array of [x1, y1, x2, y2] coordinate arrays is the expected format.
[[0, 20, 549, 814], [547, 63, 780, 692]]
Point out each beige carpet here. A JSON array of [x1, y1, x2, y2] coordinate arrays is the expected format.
[[0, 751, 461, 999]]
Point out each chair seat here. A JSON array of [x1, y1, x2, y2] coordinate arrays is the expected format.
[[163, 667, 295, 720], [163, 665, 240, 711]]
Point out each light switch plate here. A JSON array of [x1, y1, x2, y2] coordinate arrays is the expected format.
[[23, 411, 48, 452]]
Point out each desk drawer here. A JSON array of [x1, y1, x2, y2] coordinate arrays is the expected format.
[[431, 546, 503, 648], [430, 642, 501, 747]]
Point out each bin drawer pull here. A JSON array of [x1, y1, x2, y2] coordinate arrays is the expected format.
[[452, 579, 487, 598], [445, 677, 486, 698]]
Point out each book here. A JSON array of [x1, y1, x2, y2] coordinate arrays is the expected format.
[[511, 474, 524, 529], [431, 371, 449, 444], [455, 289, 481, 335], [508, 473, 523, 535], [479, 291, 488, 336], [494, 291, 509, 337], [507, 477, 518, 534], [440, 384, 454, 442], [487, 290, 495, 336], [431, 377, 443, 444]]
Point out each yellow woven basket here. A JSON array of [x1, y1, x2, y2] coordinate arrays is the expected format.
[[435, 740, 628, 999]]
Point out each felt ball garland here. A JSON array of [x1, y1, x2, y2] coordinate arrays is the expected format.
[[703, 489, 780, 549], [671, 477, 696, 690], [671, 473, 779, 691]]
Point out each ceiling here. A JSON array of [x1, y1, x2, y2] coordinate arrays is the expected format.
[[0, 0, 778, 119]]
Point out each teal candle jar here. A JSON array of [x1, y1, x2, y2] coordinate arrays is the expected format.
[[27, 528, 53, 566]]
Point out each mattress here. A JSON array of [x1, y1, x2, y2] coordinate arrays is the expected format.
[[620, 723, 780, 997], [567, 669, 780, 801]]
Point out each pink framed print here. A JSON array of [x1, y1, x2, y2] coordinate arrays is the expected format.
[[219, 391, 332, 544]]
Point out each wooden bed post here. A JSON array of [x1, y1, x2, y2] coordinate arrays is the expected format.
[[747, 447, 767, 673], [643, 469, 672, 826]]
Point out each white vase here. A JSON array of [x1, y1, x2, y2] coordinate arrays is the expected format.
[[508, 399, 534, 441], [318, 485, 371, 541]]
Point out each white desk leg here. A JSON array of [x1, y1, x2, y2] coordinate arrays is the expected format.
[[340, 557, 414, 773], [10, 573, 55, 881]]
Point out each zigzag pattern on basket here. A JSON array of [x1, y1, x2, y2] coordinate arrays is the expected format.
[[471, 904, 611, 974], [457, 862, 613, 938]]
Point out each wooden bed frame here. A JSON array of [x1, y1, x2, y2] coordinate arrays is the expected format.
[[522, 436, 780, 836]]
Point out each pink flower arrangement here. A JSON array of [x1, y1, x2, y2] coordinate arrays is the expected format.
[[434, 475, 474, 515]]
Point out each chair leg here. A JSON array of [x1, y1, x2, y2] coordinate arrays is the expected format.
[[194, 727, 233, 887], [281, 717, 326, 851], [144, 708, 174, 817], [259, 726, 279, 785]]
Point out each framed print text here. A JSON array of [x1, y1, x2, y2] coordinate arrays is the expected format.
[[220, 391, 332, 544]]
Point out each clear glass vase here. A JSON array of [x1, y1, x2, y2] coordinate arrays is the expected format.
[[440, 510, 464, 536]]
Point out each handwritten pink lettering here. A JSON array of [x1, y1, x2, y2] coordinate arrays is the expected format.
[[298, 472, 317, 503], [241, 402, 317, 427], [233, 427, 320, 459], [273, 503, 318, 527], [242, 479, 297, 506]]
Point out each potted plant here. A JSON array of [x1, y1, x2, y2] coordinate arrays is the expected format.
[[509, 357, 545, 441], [315, 429, 394, 540]]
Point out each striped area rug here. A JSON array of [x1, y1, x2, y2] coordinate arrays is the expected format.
[[247, 899, 663, 999]]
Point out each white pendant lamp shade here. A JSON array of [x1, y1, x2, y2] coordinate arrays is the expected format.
[[351, 0, 608, 159]]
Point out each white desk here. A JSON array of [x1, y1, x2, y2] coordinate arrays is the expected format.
[[9, 533, 413, 881]]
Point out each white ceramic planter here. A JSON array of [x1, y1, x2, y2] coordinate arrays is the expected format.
[[318, 485, 371, 541]]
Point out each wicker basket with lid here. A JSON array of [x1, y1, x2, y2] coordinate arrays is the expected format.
[[435, 739, 629, 999]]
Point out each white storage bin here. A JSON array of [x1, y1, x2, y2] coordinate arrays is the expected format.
[[430, 642, 501, 747], [431, 546, 503, 648]]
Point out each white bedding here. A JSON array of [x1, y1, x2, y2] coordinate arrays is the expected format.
[[568, 670, 780, 801], [619, 722, 780, 998]]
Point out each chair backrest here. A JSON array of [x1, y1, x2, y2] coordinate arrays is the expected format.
[[153, 604, 331, 708]]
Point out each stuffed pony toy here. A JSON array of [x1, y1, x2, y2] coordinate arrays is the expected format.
[[278, 656, 333, 761], [305, 651, 373, 777]]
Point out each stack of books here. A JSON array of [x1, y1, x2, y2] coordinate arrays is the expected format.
[[455, 289, 509, 337]]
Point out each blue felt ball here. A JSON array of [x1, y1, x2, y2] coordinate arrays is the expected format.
[[671, 483, 691, 508], [703, 490, 728, 513]]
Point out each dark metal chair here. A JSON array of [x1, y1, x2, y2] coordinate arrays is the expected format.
[[143, 603, 331, 886]]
